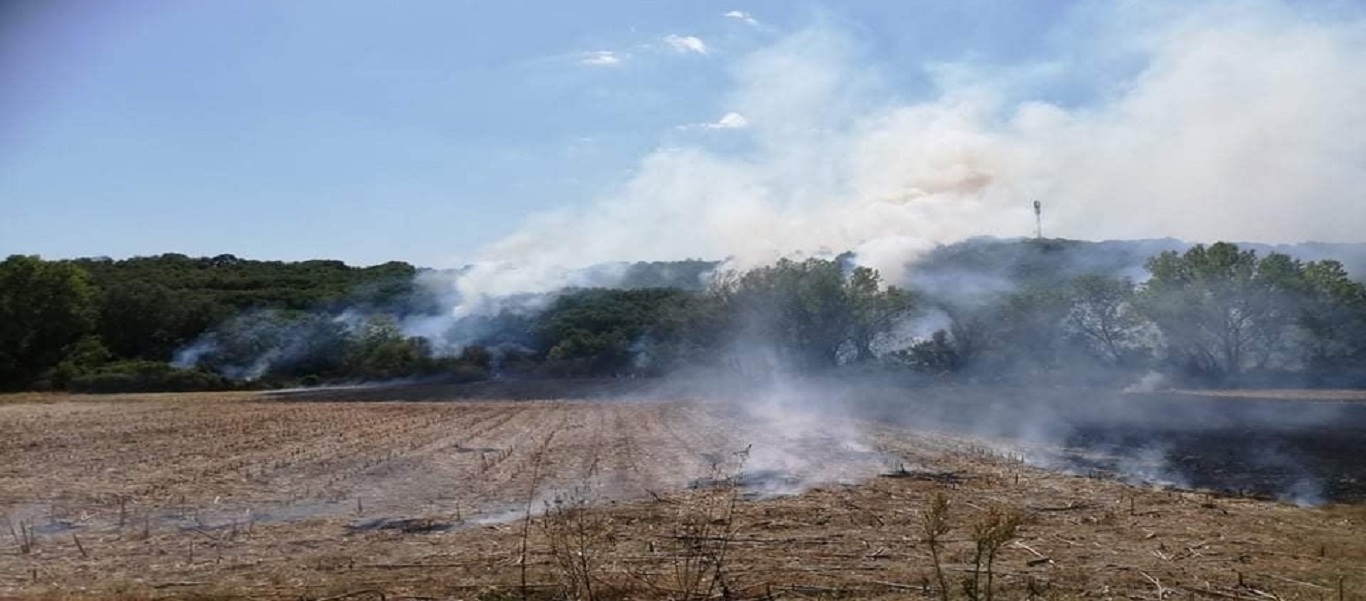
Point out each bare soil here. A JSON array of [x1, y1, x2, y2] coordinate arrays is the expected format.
[[0, 386, 1362, 600]]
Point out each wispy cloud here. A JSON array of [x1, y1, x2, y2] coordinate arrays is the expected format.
[[705, 112, 749, 129], [677, 111, 750, 131], [725, 10, 759, 26], [579, 50, 622, 66], [663, 34, 708, 55]]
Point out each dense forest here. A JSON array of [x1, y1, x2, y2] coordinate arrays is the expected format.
[[0, 254, 430, 391], [2, 239, 1365, 392]]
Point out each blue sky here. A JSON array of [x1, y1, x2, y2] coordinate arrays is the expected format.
[[3, 1, 1364, 269], [0, 1, 1080, 266]]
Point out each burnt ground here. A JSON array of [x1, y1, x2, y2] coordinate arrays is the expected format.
[[1054, 411, 1365, 505], [852, 388, 1366, 505], [273, 380, 1366, 504], [0, 387, 1363, 599]]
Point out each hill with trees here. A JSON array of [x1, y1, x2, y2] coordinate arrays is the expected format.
[[2, 239, 1365, 392]]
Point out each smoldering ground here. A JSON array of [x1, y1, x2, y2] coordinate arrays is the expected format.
[[803, 380, 1366, 506], [638, 375, 1366, 506], [265, 373, 1366, 507]]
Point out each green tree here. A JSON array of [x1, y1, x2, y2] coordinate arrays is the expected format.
[[0, 256, 97, 389], [897, 329, 964, 374], [1295, 259, 1366, 379], [715, 258, 916, 370], [925, 306, 996, 372], [42, 336, 114, 389], [534, 288, 696, 376], [345, 315, 433, 379], [847, 266, 919, 362], [904, 289, 1064, 377], [992, 286, 1072, 374], [1066, 275, 1145, 366], [96, 281, 223, 361], [1140, 243, 1301, 381]]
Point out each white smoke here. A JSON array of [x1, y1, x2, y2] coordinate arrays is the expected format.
[[446, 1, 1366, 314], [1122, 371, 1171, 394]]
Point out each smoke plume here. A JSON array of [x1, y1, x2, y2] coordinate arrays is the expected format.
[[444, 1, 1366, 312]]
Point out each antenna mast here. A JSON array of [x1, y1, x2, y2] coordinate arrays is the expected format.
[[1033, 200, 1042, 239]]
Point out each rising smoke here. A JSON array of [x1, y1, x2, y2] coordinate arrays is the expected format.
[[441, 0, 1366, 315]]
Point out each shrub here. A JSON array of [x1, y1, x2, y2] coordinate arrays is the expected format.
[[67, 361, 233, 393]]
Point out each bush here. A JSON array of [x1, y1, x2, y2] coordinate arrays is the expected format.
[[67, 361, 234, 393]]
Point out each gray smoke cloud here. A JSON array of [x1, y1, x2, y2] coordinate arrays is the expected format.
[[440, 1, 1366, 315]]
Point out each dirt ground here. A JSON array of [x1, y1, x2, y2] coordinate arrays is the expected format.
[[0, 387, 1362, 600]]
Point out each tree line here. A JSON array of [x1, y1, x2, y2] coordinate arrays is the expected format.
[[0, 253, 432, 391], [501, 243, 1366, 386], [898, 242, 1366, 386], [2, 240, 1364, 392]]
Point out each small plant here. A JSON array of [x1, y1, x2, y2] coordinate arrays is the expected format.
[[541, 484, 610, 601], [519, 445, 549, 601], [643, 445, 749, 601], [962, 505, 1024, 601], [920, 492, 952, 601]]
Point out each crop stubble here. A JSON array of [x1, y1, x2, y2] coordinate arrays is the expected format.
[[0, 391, 1362, 600]]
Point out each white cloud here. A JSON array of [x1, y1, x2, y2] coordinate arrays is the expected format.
[[706, 112, 750, 129], [449, 3, 1366, 306], [663, 34, 708, 55], [579, 50, 621, 66], [725, 10, 759, 26], [677, 111, 751, 131]]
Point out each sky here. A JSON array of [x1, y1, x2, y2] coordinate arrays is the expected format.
[[3, 0, 1366, 271]]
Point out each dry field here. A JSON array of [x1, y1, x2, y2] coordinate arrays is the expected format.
[[0, 387, 1362, 600]]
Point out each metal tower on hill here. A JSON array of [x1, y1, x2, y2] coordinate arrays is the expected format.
[[1033, 200, 1042, 239]]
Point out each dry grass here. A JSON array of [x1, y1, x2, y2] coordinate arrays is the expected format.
[[0, 390, 1362, 600]]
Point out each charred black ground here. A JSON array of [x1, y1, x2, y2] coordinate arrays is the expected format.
[[270, 380, 1366, 505]]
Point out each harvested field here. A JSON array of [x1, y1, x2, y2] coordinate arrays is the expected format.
[[0, 387, 1363, 600]]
